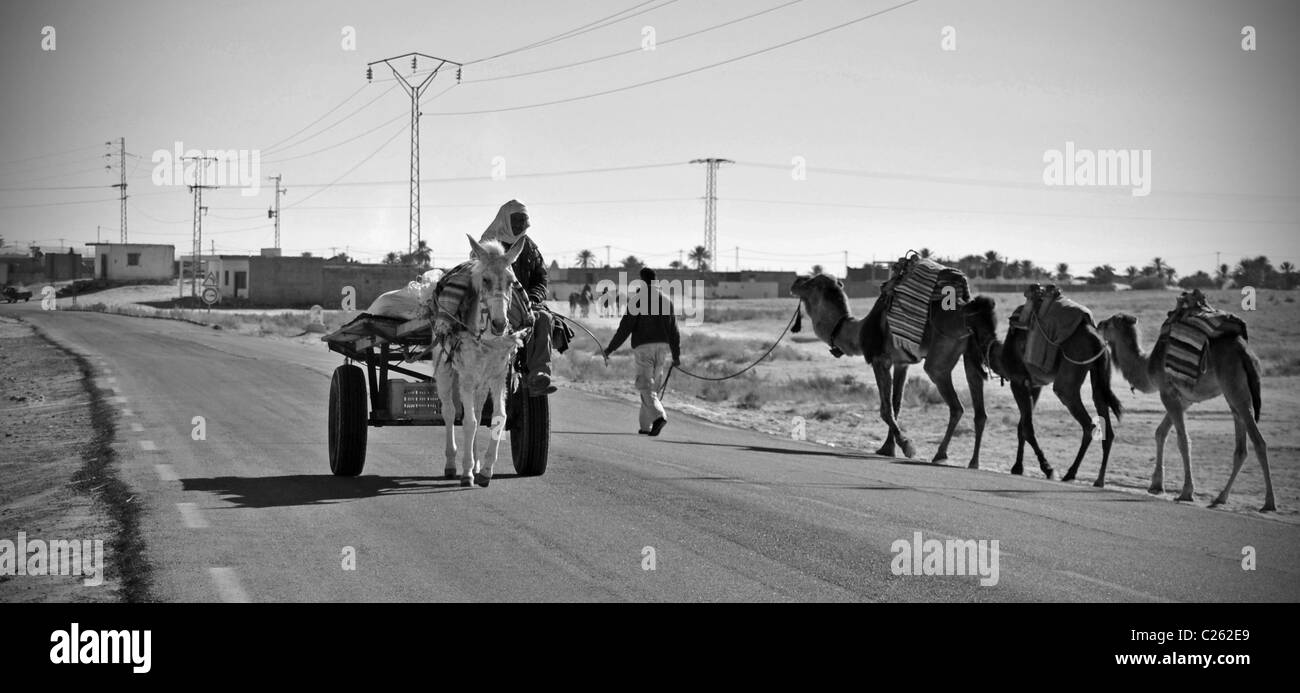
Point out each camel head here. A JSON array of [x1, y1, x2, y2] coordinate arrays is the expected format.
[[1097, 313, 1139, 347], [963, 295, 999, 354], [789, 273, 849, 319], [467, 234, 525, 336]]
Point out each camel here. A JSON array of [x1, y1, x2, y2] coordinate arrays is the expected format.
[[790, 274, 997, 465], [975, 300, 1123, 485], [1097, 313, 1274, 511], [432, 235, 529, 487]]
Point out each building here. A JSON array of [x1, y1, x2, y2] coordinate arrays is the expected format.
[[205, 256, 251, 300], [89, 243, 174, 281]]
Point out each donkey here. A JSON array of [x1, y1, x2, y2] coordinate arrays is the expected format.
[[432, 235, 530, 487]]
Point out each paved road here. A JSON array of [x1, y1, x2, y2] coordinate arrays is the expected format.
[[9, 304, 1300, 602]]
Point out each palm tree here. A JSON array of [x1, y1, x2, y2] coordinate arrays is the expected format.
[[1125, 266, 1139, 283], [1281, 261, 1295, 289], [687, 245, 711, 272], [383, 252, 400, 265], [620, 255, 643, 270], [408, 239, 432, 267], [917, 247, 933, 259], [575, 249, 595, 269], [1215, 263, 1231, 286], [1055, 262, 1070, 282], [668, 260, 684, 270], [1151, 257, 1166, 278]]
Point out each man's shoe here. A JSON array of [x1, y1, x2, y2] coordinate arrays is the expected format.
[[528, 371, 557, 396], [638, 429, 650, 435], [648, 417, 667, 436]]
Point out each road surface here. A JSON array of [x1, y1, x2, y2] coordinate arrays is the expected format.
[[9, 303, 1299, 602]]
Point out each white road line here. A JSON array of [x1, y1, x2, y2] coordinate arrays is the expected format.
[[139, 440, 157, 451], [209, 567, 251, 603], [155, 464, 179, 482], [177, 503, 209, 528], [1056, 570, 1176, 603], [130, 422, 144, 432]]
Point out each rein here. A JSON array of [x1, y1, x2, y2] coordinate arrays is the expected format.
[[1030, 316, 1108, 366], [657, 306, 803, 399]]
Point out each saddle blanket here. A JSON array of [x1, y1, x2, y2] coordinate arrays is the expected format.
[[885, 258, 969, 363], [1014, 295, 1093, 372], [1159, 308, 1247, 389]]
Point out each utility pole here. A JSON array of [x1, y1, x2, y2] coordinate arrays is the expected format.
[[605, 245, 611, 268], [690, 158, 732, 271], [735, 246, 739, 272], [366, 52, 461, 257], [267, 174, 286, 249], [678, 249, 684, 268], [106, 138, 130, 242], [185, 156, 218, 298], [844, 250, 849, 277]]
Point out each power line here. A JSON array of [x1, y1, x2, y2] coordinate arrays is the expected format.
[[464, 0, 671, 65], [464, 0, 806, 84], [261, 83, 370, 152], [284, 121, 409, 209], [425, 0, 923, 116], [264, 83, 399, 156], [725, 197, 1300, 226]]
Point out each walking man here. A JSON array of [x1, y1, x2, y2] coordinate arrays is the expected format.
[[602, 267, 681, 435]]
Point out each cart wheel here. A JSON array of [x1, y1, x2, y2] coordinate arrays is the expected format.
[[329, 364, 368, 476], [510, 382, 550, 476]]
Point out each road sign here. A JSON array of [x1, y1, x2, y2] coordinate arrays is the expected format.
[[203, 271, 218, 287], [201, 287, 220, 305]]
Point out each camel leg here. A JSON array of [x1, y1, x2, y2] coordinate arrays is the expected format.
[[436, 364, 458, 479], [1150, 412, 1173, 494], [872, 361, 912, 458], [925, 362, 963, 464], [1091, 379, 1116, 489], [1226, 406, 1274, 512], [1056, 367, 1095, 483], [1212, 411, 1249, 508], [1245, 414, 1275, 512], [1011, 383, 1052, 478], [478, 379, 509, 487], [1162, 393, 1195, 502], [963, 350, 987, 469]]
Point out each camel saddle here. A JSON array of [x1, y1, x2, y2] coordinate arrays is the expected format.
[[1010, 284, 1093, 372], [878, 255, 970, 363], [1158, 289, 1247, 389]]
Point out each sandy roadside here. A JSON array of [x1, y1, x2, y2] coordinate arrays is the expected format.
[[0, 316, 150, 602]]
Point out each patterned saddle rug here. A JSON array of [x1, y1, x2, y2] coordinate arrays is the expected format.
[[883, 256, 970, 363], [1158, 291, 1247, 390]]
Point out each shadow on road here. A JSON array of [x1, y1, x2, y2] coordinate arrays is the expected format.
[[658, 440, 881, 460], [181, 473, 522, 508]]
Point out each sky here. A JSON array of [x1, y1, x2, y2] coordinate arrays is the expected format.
[[1, 0, 1297, 277]]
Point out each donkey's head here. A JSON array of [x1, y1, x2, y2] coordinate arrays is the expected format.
[[467, 234, 525, 336]]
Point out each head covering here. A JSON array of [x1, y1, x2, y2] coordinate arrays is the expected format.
[[480, 200, 529, 244]]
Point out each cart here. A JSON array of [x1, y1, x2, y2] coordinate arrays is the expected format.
[[322, 313, 549, 478]]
